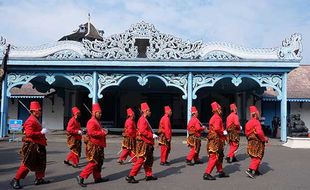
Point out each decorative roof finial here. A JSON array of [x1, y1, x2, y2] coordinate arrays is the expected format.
[[88, 13, 91, 23]]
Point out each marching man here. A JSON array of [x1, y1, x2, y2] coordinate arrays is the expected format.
[[245, 106, 268, 179], [203, 101, 229, 180], [186, 106, 205, 166], [64, 107, 83, 168], [158, 106, 172, 166], [10, 101, 50, 189], [77, 103, 109, 187], [118, 108, 137, 164], [126, 102, 158, 183], [226, 103, 241, 163]]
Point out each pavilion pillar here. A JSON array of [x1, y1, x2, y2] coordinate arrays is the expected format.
[[280, 72, 288, 142], [0, 75, 9, 138], [92, 71, 98, 104], [187, 72, 193, 136]]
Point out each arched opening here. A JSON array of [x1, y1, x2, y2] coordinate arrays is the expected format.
[[99, 76, 187, 132], [8, 75, 91, 130], [194, 76, 278, 136]]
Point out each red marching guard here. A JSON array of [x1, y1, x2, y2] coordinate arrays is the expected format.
[[226, 103, 241, 163], [64, 107, 83, 168], [186, 106, 205, 166], [203, 101, 229, 180], [245, 105, 268, 179], [126, 102, 158, 183], [118, 108, 137, 164], [77, 103, 109, 187], [158, 106, 172, 166], [10, 101, 50, 189]]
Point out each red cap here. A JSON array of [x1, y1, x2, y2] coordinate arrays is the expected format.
[[127, 108, 135, 116], [141, 102, 150, 112], [72, 107, 80, 115], [92, 103, 101, 113], [191, 106, 198, 113], [164, 106, 171, 113], [230, 103, 237, 111], [249, 106, 259, 114], [30, 101, 41, 111], [211, 101, 221, 112]]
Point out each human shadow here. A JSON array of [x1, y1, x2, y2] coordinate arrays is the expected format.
[[223, 163, 241, 175], [259, 162, 274, 175], [235, 153, 248, 162], [154, 165, 186, 178], [169, 156, 187, 164], [104, 168, 131, 181]]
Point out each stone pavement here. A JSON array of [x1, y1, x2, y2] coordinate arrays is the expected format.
[[0, 133, 310, 190]]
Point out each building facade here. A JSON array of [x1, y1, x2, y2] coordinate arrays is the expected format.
[[0, 21, 303, 141]]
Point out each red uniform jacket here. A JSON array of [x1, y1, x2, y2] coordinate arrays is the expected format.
[[159, 114, 172, 140], [124, 118, 137, 138], [137, 116, 154, 145], [209, 113, 225, 140], [67, 116, 82, 140], [23, 115, 47, 146], [187, 116, 204, 137], [86, 116, 107, 147], [226, 112, 241, 131], [245, 118, 267, 142]]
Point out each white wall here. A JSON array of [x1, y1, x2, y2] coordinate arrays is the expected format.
[[290, 102, 310, 131], [42, 95, 64, 130], [8, 99, 18, 121]]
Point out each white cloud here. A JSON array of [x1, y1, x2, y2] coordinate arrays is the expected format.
[[0, 0, 309, 63]]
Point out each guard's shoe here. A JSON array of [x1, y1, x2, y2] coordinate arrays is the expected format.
[[226, 157, 232, 163], [232, 156, 238, 162], [126, 176, 139, 183], [245, 169, 255, 179], [255, 170, 262, 176], [94, 177, 109, 183], [76, 176, 87, 187], [72, 164, 79, 168], [117, 160, 124, 165], [145, 176, 158, 181], [10, 178, 22, 189], [186, 160, 194, 166], [64, 160, 72, 166], [34, 178, 50, 185], [203, 173, 216, 180], [160, 161, 170, 166], [194, 160, 203, 165], [218, 172, 229, 178]]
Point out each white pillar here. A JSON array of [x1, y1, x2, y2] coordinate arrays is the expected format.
[[280, 72, 288, 142], [0, 75, 9, 137], [92, 71, 98, 104], [187, 72, 193, 123]]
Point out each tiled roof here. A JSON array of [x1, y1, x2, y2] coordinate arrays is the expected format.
[[10, 83, 55, 97], [287, 65, 310, 99]]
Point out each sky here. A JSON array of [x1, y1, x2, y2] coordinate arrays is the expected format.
[[0, 0, 309, 64]]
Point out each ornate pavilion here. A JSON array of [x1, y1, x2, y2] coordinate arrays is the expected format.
[[0, 21, 302, 142]]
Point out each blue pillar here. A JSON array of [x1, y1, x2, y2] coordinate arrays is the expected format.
[[1, 75, 9, 138], [92, 71, 98, 104], [280, 72, 288, 142], [187, 72, 193, 123]]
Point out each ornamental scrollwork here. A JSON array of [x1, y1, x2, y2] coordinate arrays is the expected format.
[[192, 73, 283, 100], [278, 33, 302, 60], [200, 51, 240, 61], [98, 74, 125, 98], [193, 74, 223, 99], [6, 72, 94, 98], [46, 50, 83, 59], [98, 73, 188, 99], [7, 72, 37, 96], [251, 74, 282, 99]]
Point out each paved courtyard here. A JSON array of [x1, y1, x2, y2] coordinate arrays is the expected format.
[[1, 133, 310, 190]]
